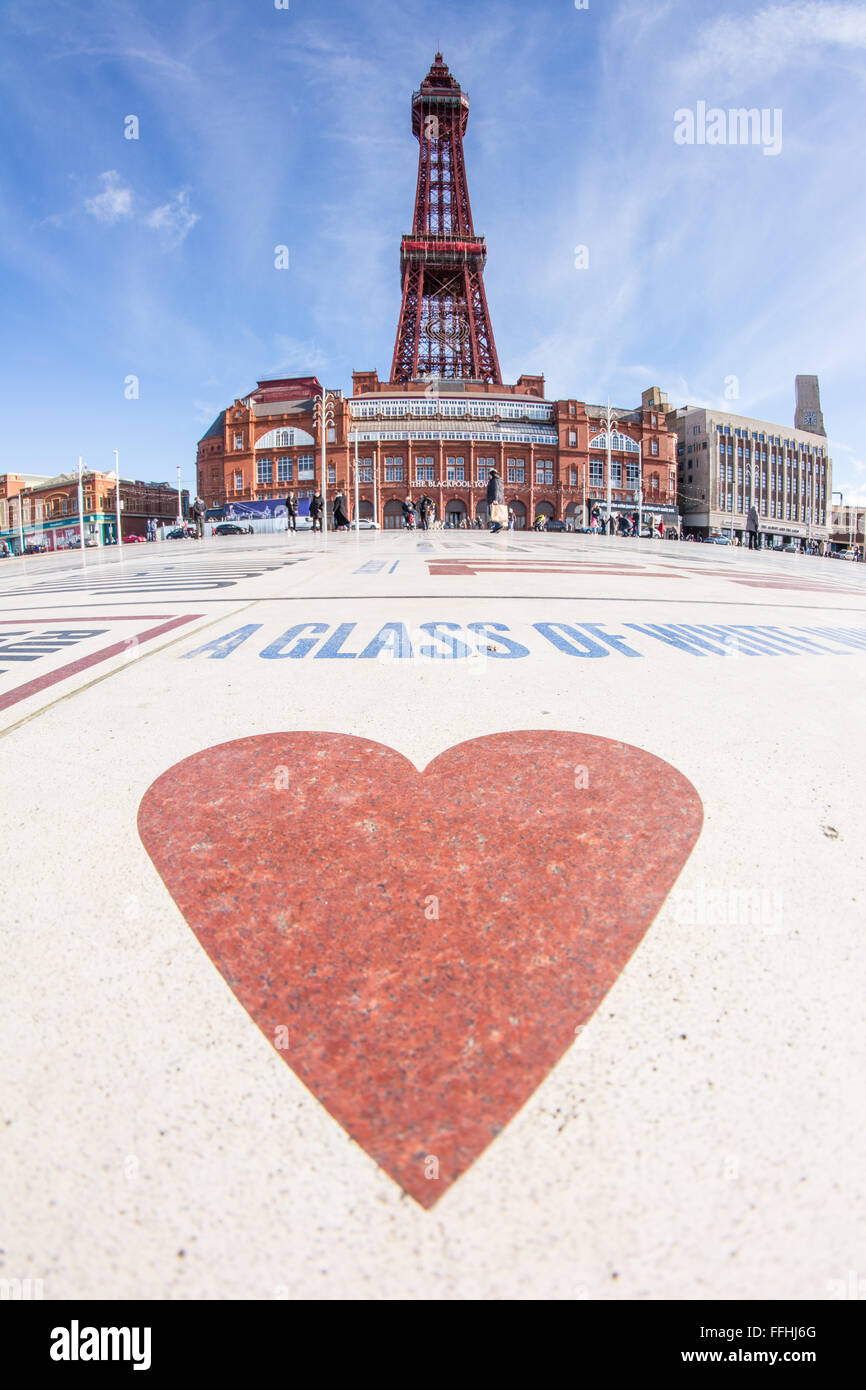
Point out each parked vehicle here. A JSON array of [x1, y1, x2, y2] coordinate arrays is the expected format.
[[781, 541, 800, 553], [350, 519, 381, 530], [214, 523, 246, 536], [167, 526, 196, 539], [123, 534, 145, 544], [544, 519, 567, 532], [841, 547, 858, 561], [706, 533, 733, 545]]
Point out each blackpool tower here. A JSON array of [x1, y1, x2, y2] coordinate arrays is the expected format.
[[389, 54, 502, 385]]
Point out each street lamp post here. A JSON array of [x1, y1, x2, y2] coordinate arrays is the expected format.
[[352, 429, 360, 531], [636, 439, 643, 537], [17, 493, 25, 556], [114, 449, 123, 546], [77, 457, 86, 553], [176, 465, 183, 526], [313, 389, 337, 535], [605, 399, 613, 530]]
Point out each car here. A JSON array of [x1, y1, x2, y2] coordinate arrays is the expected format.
[[24, 543, 48, 554], [166, 526, 196, 539], [781, 541, 800, 554], [292, 515, 314, 530], [841, 547, 858, 561], [543, 519, 567, 532], [214, 522, 247, 536], [349, 519, 381, 530], [706, 533, 733, 545], [123, 534, 145, 543]]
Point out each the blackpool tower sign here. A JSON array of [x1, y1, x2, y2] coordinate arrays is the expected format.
[[390, 53, 502, 385]]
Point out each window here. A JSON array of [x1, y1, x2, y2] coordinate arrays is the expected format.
[[415, 456, 434, 483], [568, 431, 577, 446], [651, 440, 659, 455], [328, 465, 336, 485], [446, 456, 465, 482], [298, 455, 315, 479], [257, 458, 273, 484], [359, 457, 373, 483], [569, 403, 575, 415], [234, 472, 243, 491], [506, 458, 524, 484], [327, 428, 336, 444], [277, 457, 292, 483], [234, 434, 243, 450], [537, 460, 554, 485], [570, 468, 577, 486], [384, 456, 404, 482], [477, 456, 494, 483], [610, 462, 622, 487], [626, 461, 640, 488], [590, 459, 603, 487]]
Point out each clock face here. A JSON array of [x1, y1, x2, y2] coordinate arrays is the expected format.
[[804, 412, 818, 427]]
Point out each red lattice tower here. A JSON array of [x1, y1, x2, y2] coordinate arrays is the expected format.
[[390, 53, 502, 385]]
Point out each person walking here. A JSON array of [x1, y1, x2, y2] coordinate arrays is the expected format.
[[192, 496, 206, 539], [401, 496, 417, 530], [333, 489, 350, 531], [285, 494, 296, 532], [746, 503, 760, 550], [310, 492, 324, 533], [486, 466, 506, 532]]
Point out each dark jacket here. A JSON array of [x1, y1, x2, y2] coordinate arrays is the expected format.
[[285, 496, 296, 516], [486, 473, 504, 505], [746, 505, 759, 532], [309, 493, 323, 517], [333, 493, 349, 525]]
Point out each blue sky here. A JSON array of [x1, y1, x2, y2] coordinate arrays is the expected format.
[[1, 0, 864, 500]]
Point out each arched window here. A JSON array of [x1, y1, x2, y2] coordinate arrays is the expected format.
[[589, 431, 639, 453]]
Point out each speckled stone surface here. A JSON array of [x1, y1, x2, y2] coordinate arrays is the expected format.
[[139, 731, 702, 1206]]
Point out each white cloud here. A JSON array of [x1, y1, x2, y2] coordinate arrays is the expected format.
[[676, 2, 866, 83], [269, 334, 330, 375], [145, 190, 198, 248], [84, 170, 132, 223]]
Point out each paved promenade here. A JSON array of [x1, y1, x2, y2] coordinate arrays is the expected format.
[[2, 531, 864, 1299]]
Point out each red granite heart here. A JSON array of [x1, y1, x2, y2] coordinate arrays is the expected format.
[[138, 731, 702, 1206]]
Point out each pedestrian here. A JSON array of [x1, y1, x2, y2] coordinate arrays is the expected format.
[[401, 496, 417, 529], [285, 494, 296, 532], [310, 492, 324, 532], [631, 511, 639, 537], [333, 489, 350, 531], [746, 504, 760, 551], [486, 466, 506, 533], [192, 496, 206, 539], [508, 510, 515, 532]]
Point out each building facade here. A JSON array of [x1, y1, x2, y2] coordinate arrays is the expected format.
[[197, 376, 678, 530], [828, 503, 866, 556], [0, 472, 187, 552], [668, 387, 832, 545]]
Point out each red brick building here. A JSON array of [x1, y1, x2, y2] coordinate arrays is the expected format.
[[197, 376, 678, 530], [0, 471, 187, 551]]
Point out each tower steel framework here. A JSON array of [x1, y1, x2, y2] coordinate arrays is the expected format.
[[389, 54, 502, 385]]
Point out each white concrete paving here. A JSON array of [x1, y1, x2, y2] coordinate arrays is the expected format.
[[1, 532, 864, 1299]]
